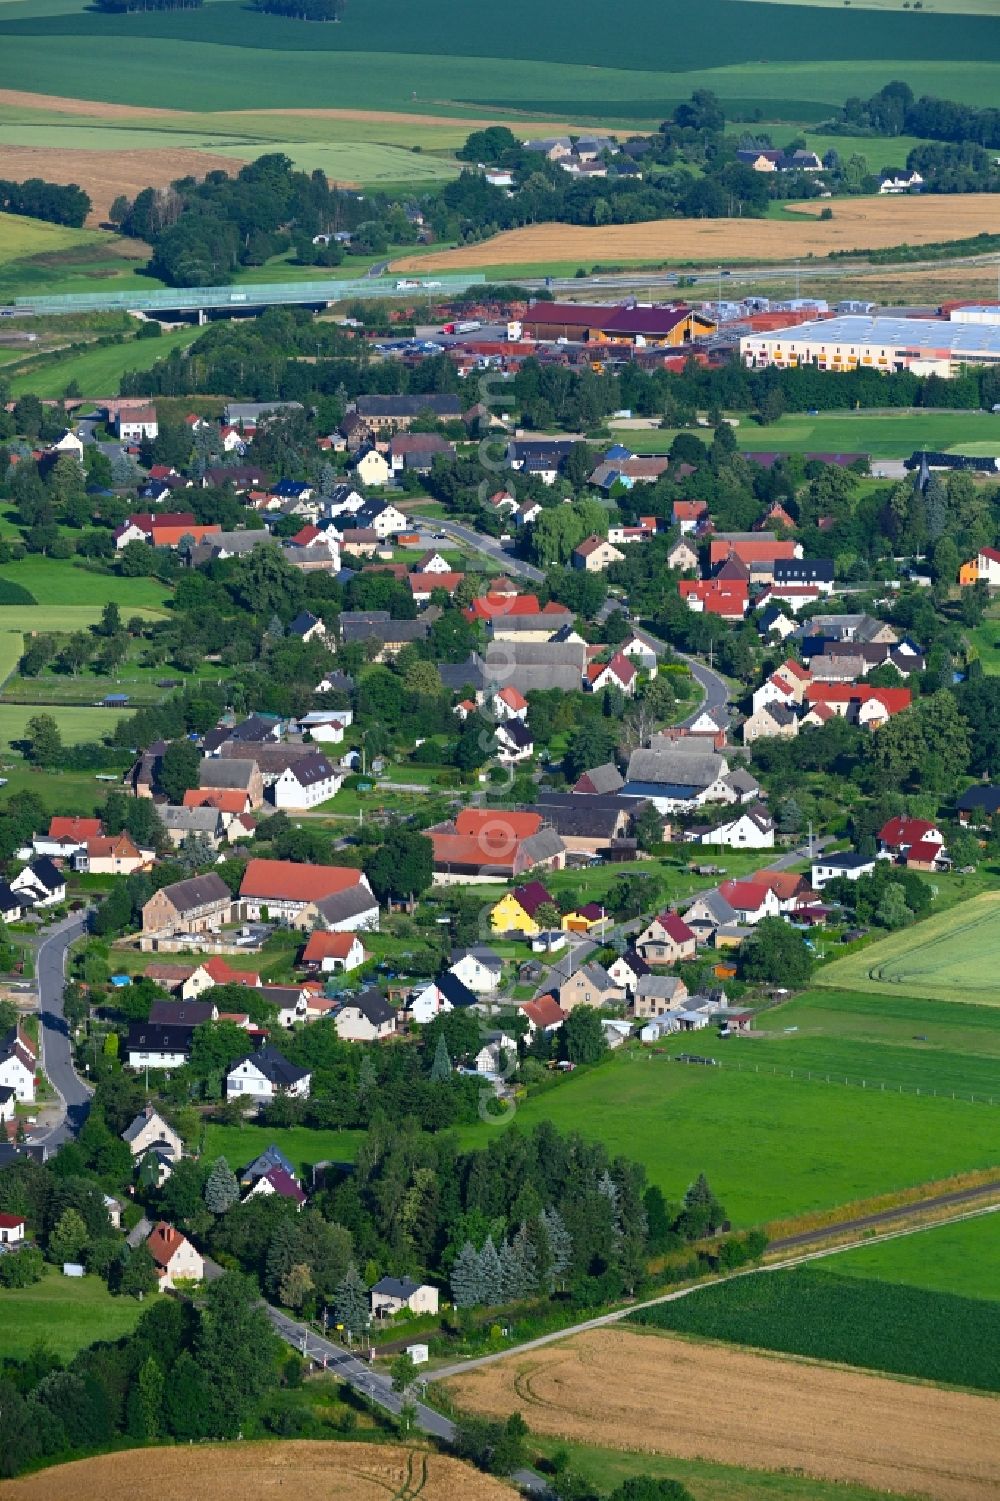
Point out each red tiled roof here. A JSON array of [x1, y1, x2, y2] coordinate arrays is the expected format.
[[673, 500, 707, 520], [655, 910, 696, 944], [48, 816, 102, 840], [519, 995, 566, 1029], [709, 539, 797, 565], [150, 522, 221, 547], [0, 1212, 24, 1229], [806, 685, 911, 714], [907, 839, 944, 863], [239, 858, 365, 903], [408, 571, 464, 594], [719, 879, 771, 912], [497, 685, 528, 710], [201, 956, 260, 986], [146, 1222, 185, 1268], [302, 931, 363, 963], [183, 788, 249, 814], [878, 816, 941, 848], [465, 593, 568, 620], [455, 809, 542, 840]]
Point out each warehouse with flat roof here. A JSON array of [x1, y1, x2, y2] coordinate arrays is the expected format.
[[740, 315, 1000, 378]]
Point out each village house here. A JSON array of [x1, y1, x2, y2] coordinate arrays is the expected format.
[[667, 538, 699, 572], [122, 1105, 183, 1161], [226, 1045, 311, 1102], [141, 873, 233, 941], [606, 948, 651, 997], [635, 910, 698, 965], [239, 859, 377, 927], [428, 809, 565, 886], [586, 653, 638, 697], [243, 1166, 306, 1209], [146, 1222, 204, 1289], [125, 1021, 194, 1071], [300, 931, 367, 974], [742, 700, 799, 745], [0, 1213, 25, 1245], [114, 405, 158, 443], [0, 1026, 37, 1103], [333, 989, 397, 1043], [518, 994, 567, 1036], [572, 535, 626, 573], [557, 962, 624, 1013], [272, 752, 342, 811], [633, 974, 689, 1019], [448, 946, 503, 993], [370, 1276, 440, 1318], [811, 851, 877, 888], [697, 806, 775, 849], [407, 971, 478, 1024], [490, 880, 556, 937]]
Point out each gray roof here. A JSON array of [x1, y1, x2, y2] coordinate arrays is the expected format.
[[576, 961, 618, 991], [529, 800, 622, 840], [158, 872, 231, 914], [340, 614, 429, 646], [626, 747, 724, 790], [162, 805, 225, 835], [723, 768, 761, 796], [487, 611, 573, 635], [233, 1044, 309, 1087], [349, 988, 395, 1026], [315, 885, 380, 927], [685, 890, 738, 927], [438, 653, 487, 694], [484, 641, 585, 693], [519, 827, 566, 864], [200, 758, 258, 790], [577, 762, 624, 793], [148, 999, 216, 1027], [122, 1106, 173, 1144], [218, 742, 312, 775], [372, 1275, 423, 1298], [282, 752, 338, 787], [752, 313, 1000, 359], [223, 401, 303, 423], [354, 394, 462, 417], [636, 975, 686, 999], [451, 944, 502, 972]]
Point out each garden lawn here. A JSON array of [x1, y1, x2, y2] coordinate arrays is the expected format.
[[201, 1123, 366, 1179], [454, 1048, 1000, 1226], [0, 702, 127, 748], [8, 325, 201, 398], [830, 1211, 1000, 1302], [818, 892, 1000, 1005], [0, 1267, 145, 1361], [0, 763, 108, 814], [0, 562, 171, 609]]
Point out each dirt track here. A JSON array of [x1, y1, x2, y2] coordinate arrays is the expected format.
[[0, 147, 245, 224], [0, 1441, 516, 1501], [392, 195, 1000, 270], [442, 1327, 1000, 1501]]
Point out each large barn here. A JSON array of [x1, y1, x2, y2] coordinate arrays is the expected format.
[[521, 301, 717, 346]]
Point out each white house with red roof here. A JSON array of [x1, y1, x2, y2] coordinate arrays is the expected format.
[[717, 878, 781, 925], [586, 653, 638, 697], [518, 995, 567, 1035], [0, 1212, 25, 1245], [679, 579, 749, 619], [239, 859, 375, 925], [492, 685, 529, 721], [977, 546, 1000, 590], [146, 1222, 203, 1289], [181, 955, 261, 1000], [301, 931, 366, 974], [673, 500, 708, 534], [877, 816, 945, 861], [572, 535, 626, 573], [33, 815, 103, 858]]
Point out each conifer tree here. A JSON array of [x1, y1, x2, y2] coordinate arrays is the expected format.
[[478, 1235, 503, 1306], [450, 1240, 484, 1308], [204, 1156, 240, 1214], [429, 1032, 452, 1083], [334, 1262, 370, 1339]]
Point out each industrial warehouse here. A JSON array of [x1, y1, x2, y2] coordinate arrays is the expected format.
[[740, 313, 1000, 378], [520, 301, 717, 345]]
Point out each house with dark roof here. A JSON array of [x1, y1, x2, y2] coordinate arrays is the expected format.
[[141, 873, 233, 940], [226, 1045, 311, 1101], [370, 1275, 439, 1317], [574, 762, 624, 795], [333, 989, 397, 1043], [958, 784, 1000, 828], [125, 1022, 195, 1071], [635, 911, 697, 966], [272, 752, 342, 811], [241, 1144, 297, 1185], [490, 880, 556, 936]]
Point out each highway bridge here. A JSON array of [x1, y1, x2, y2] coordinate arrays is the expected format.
[[5, 272, 487, 319]]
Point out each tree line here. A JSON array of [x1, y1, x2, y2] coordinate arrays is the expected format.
[[0, 176, 90, 228]]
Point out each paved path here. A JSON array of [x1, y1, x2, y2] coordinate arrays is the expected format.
[[33, 912, 92, 1148]]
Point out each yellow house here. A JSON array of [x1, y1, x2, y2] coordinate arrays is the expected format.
[[959, 558, 979, 588], [490, 881, 553, 937], [561, 903, 606, 934]]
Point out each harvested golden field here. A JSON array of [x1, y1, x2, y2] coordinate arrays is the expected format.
[[392, 195, 1000, 270], [0, 147, 244, 225], [0, 1441, 516, 1501], [441, 1328, 1000, 1501]]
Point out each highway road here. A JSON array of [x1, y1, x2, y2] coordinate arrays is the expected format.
[[34, 913, 92, 1148]]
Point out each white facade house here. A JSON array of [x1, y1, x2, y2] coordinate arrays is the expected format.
[[448, 947, 503, 994], [226, 1046, 311, 1101], [272, 754, 342, 811], [0, 1031, 35, 1103], [811, 852, 877, 888], [406, 983, 453, 1024], [115, 407, 159, 443], [700, 810, 775, 849]]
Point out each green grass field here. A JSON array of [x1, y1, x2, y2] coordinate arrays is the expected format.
[[818, 892, 1000, 1005], [0, 562, 171, 609], [201, 1123, 366, 1179], [533, 1441, 934, 1501], [0, 0, 996, 122], [630, 1260, 1000, 1391], [0, 210, 109, 265], [651, 987, 1000, 1098], [8, 325, 202, 398], [0, 1267, 146, 1361], [455, 1048, 1000, 1226], [831, 1211, 1000, 1301], [0, 701, 128, 748], [615, 410, 1000, 460]]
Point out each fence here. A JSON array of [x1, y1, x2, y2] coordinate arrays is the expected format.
[[10, 273, 487, 316], [669, 1052, 997, 1106]]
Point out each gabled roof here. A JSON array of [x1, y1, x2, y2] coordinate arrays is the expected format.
[[878, 815, 941, 847], [302, 930, 362, 963], [519, 995, 567, 1029], [434, 971, 479, 1010], [240, 859, 363, 903], [651, 910, 696, 945], [48, 816, 102, 841], [156, 872, 231, 915], [348, 988, 395, 1026], [508, 880, 554, 917], [232, 1045, 309, 1087], [574, 762, 624, 795], [260, 1166, 307, 1204], [146, 1222, 188, 1268]]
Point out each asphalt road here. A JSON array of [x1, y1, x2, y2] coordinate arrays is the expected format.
[[264, 1304, 547, 1491], [34, 913, 92, 1147]]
